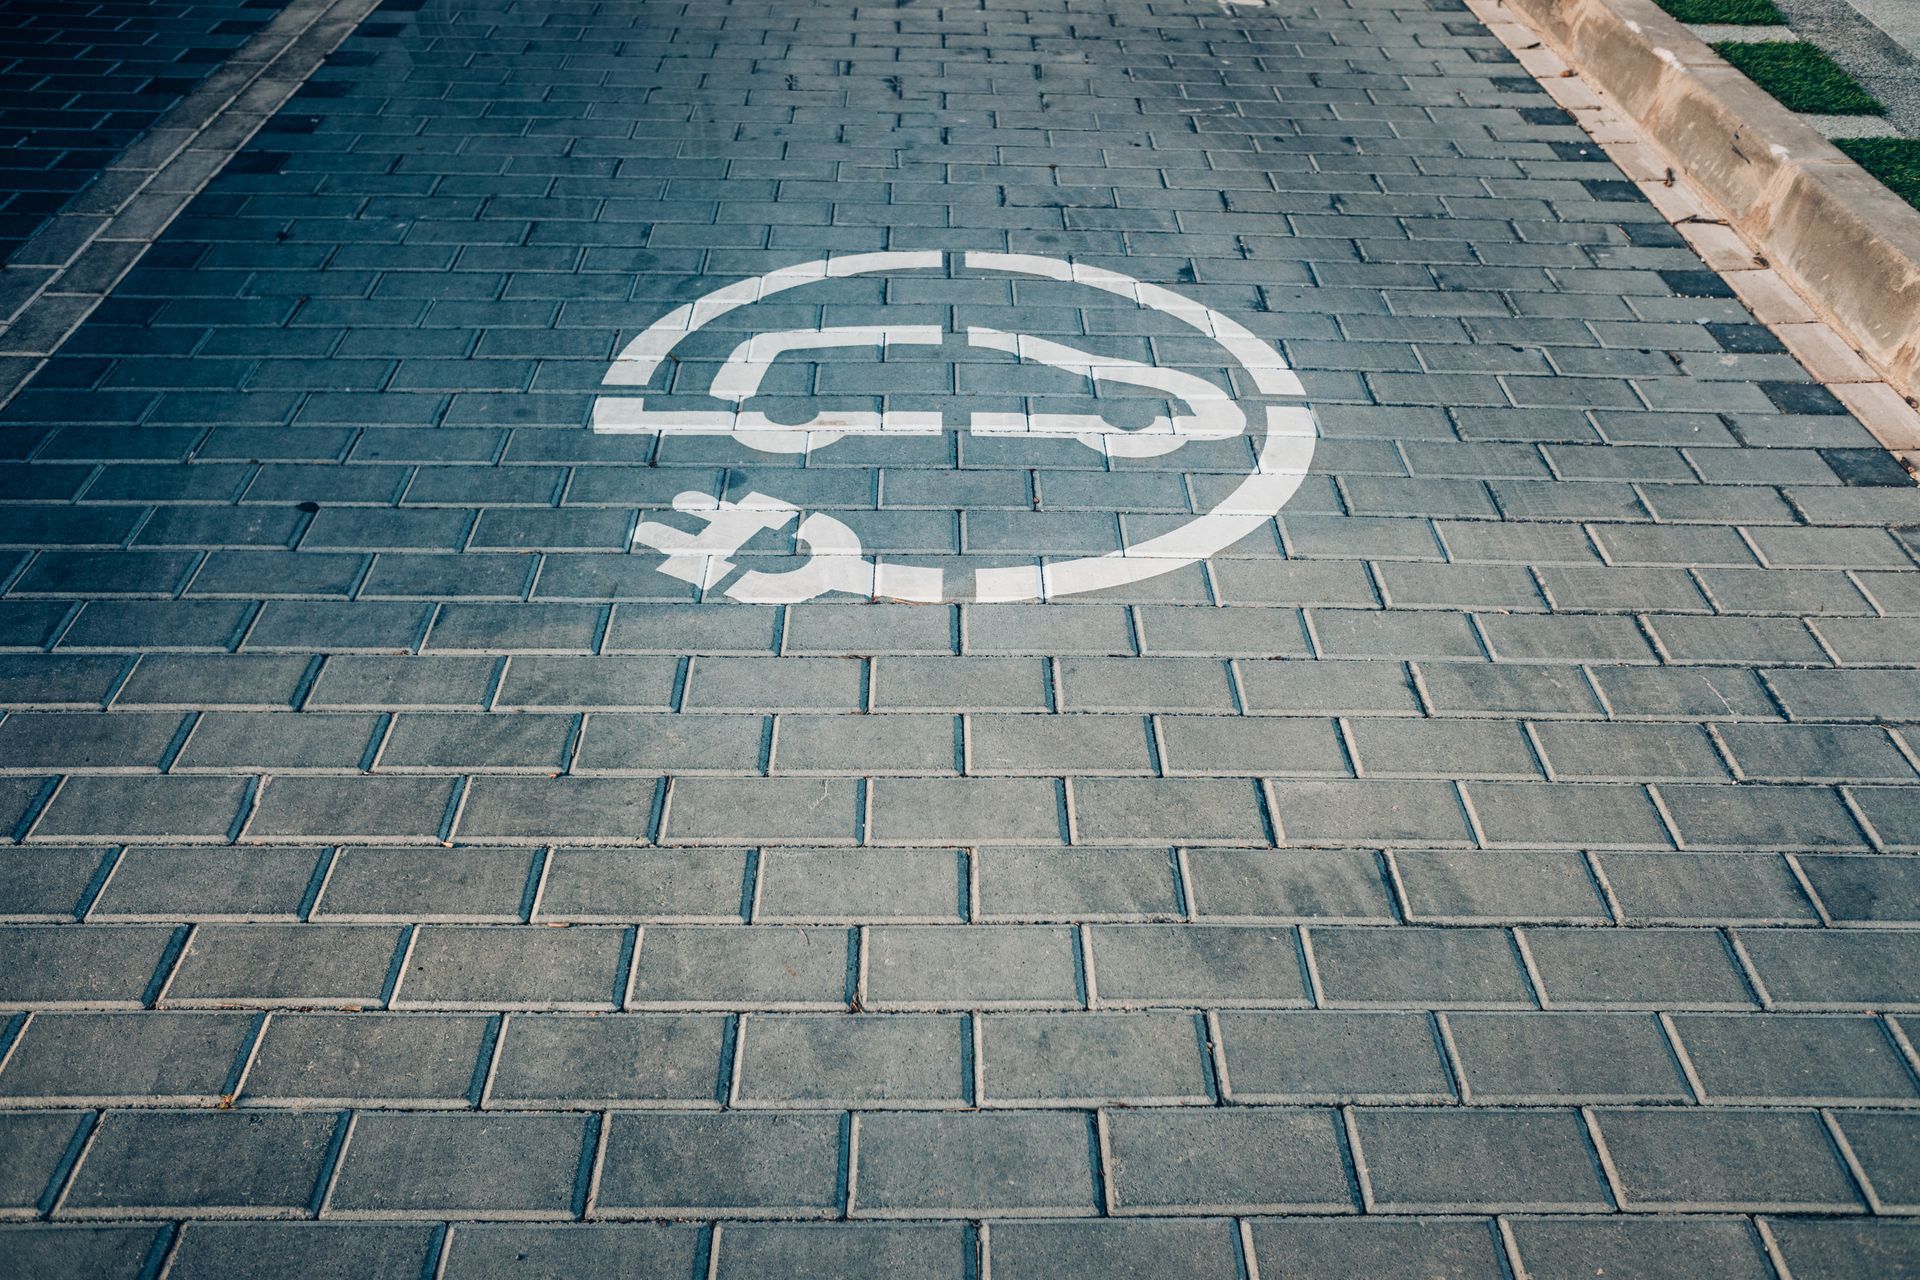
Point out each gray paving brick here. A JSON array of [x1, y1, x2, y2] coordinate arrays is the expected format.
[[665, 778, 862, 845], [1073, 779, 1267, 845], [90, 846, 321, 922], [1392, 849, 1608, 924], [1447, 1011, 1690, 1104], [775, 713, 954, 776], [1053, 659, 1231, 713], [1134, 605, 1312, 657], [440, 1224, 705, 1280], [1718, 724, 1915, 783], [1184, 848, 1392, 923], [457, 777, 662, 844], [494, 656, 677, 711], [737, 1014, 965, 1106], [174, 712, 382, 773], [166, 1223, 437, 1280], [1217, 1010, 1452, 1103], [989, 1220, 1239, 1280], [192, 551, 371, 602], [966, 605, 1132, 657], [1347, 718, 1539, 780], [0, 1224, 161, 1276], [1236, 659, 1422, 716], [0, 846, 103, 922], [0, 711, 184, 771], [1268, 780, 1471, 847], [485, 1014, 726, 1107], [1207, 561, 1376, 609], [1246, 1218, 1507, 1280], [1596, 852, 1818, 924], [979, 1011, 1208, 1106], [1466, 781, 1671, 849], [1506, 1218, 1774, 1280], [597, 1111, 842, 1216], [756, 848, 962, 923], [396, 924, 627, 1011], [313, 846, 534, 923], [0, 656, 126, 709], [377, 713, 574, 772], [246, 775, 460, 844], [245, 602, 432, 654], [0, 924, 174, 1008], [1532, 722, 1730, 782], [967, 714, 1146, 777], [872, 657, 1050, 711], [1794, 855, 1920, 925], [783, 605, 955, 657], [1089, 924, 1305, 1008], [535, 848, 747, 923], [1479, 615, 1656, 664], [1414, 661, 1601, 718], [1590, 666, 1779, 720], [1673, 1014, 1917, 1104], [241, 1012, 490, 1108], [305, 656, 498, 711], [1357, 1106, 1612, 1212], [1750, 1219, 1920, 1280], [425, 603, 602, 654], [573, 714, 763, 775], [0, 1111, 87, 1214], [1847, 785, 1920, 850], [1154, 715, 1345, 778], [0, 1011, 252, 1106], [868, 924, 1077, 1010], [684, 657, 863, 712], [710, 1222, 964, 1280], [1105, 1107, 1350, 1214], [1659, 783, 1866, 851], [974, 848, 1180, 922], [328, 1112, 590, 1218], [34, 776, 248, 842], [1833, 1111, 1920, 1213], [1310, 926, 1532, 1009], [1736, 929, 1920, 1009], [1595, 1108, 1862, 1211], [630, 924, 849, 1010], [870, 778, 1061, 845], [1376, 562, 1544, 611], [163, 924, 402, 1009], [855, 1111, 1094, 1216], [62, 1110, 336, 1216], [1525, 927, 1754, 1010]]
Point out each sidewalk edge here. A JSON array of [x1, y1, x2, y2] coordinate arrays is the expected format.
[[0, 0, 384, 409], [1488, 0, 1920, 407]]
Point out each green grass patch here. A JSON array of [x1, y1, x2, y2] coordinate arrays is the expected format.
[[1835, 136, 1920, 210], [1655, 0, 1783, 23], [1713, 40, 1885, 115]]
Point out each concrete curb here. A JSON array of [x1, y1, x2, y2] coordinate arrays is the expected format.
[[1496, 0, 1920, 402]]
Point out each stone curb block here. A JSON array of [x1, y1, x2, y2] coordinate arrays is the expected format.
[[1502, 0, 1920, 400]]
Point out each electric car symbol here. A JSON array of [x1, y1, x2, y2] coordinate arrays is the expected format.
[[592, 251, 1317, 604]]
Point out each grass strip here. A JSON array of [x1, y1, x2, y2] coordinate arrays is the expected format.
[[1713, 40, 1885, 115], [1655, 0, 1783, 23], [1834, 137, 1920, 210]]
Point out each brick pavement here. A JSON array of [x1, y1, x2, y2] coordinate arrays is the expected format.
[[0, 0, 1918, 1274], [0, 0, 293, 268]]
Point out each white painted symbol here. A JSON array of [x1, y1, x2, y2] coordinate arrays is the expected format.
[[598, 251, 1318, 603]]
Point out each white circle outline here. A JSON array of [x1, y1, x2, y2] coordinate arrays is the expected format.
[[593, 250, 1318, 603]]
